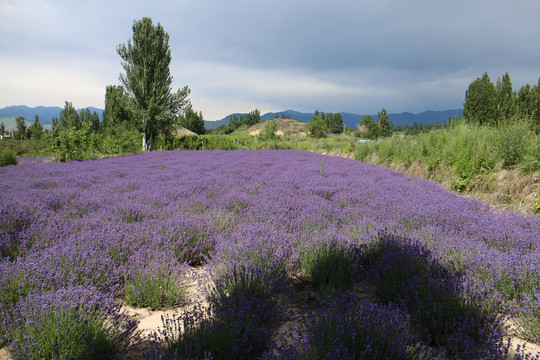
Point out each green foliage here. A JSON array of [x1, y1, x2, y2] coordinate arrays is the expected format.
[[497, 120, 530, 168], [27, 115, 44, 140], [223, 109, 261, 133], [308, 115, 327, 138], [0, 149, 17, 167], [14, 116, 26, 140], [103, 85, 137, 129], [463, 72, 498, 126], [314, 111, 344, 134], [178, 105, 205, 135], [377, 108, 393, 137], [58, 101, 80, 129], [259, 119, 277, 141], [5, 291, 135, 360], [123, 267, 186, 310], [0, 122, 5, 136], [354, 121, 539, 192], [101, 125, 142, 156], [52, 121, 101, 162], [464, 72, 540, 132], [496, 72, 516, 122], [162, 134, 257, 150], [358, 115, 379, 139], [117, 17, 191, 151], [299, 240, 359, 293]]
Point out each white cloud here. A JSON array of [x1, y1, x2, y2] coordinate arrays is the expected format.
[[1, 0, 539, 118], [0, 56, 113, 109]]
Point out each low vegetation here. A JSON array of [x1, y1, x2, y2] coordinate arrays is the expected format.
[[2, 150, 539, 359]]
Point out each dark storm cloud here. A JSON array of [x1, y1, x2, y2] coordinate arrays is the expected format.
[[1, 0, 539, 118]]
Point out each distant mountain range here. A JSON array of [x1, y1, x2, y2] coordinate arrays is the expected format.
[[204, 109, 463, 129], [0, 105, 462, 129], [0, 105, 104, 124]]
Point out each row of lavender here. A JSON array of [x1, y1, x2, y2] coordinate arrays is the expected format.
[[1, 150, 540, 359]]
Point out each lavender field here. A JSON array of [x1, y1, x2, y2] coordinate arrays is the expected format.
[[1, 150, 540, 359]]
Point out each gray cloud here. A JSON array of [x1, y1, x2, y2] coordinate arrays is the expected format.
[[1, 0, 539, 119]]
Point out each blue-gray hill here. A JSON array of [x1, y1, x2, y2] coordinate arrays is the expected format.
[[204, 109, 463, 129], [0, 105, 104, 124]]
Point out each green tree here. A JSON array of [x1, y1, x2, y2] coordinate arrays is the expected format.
[[377, 108, 393, 137], [103, 85, 136, 129], [15, 116, 27, 140], [532, 78, 540, 133], [308, 115, 327, 138], [117, 17, 190, 151], [359, 115, 379, 139], [242, 109, 261, 127], [0, 122, 5, 137], [463, 73, 498, 126], [28, 114, 44, 140], [79, 108, 101, 133], [259, 119, 277, 140], [179, 106, 205, 135], [517, 84, 536, 118], [329, 113, 343, 134], [59, 101, 80, 130], [496, 73, 516, 123]]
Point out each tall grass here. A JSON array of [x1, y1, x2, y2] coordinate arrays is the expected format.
[[355, 121, 539, 192]]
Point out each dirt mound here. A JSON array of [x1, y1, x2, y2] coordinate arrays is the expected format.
[[241, 118, 308, 137], [171, 126, 197, 137]]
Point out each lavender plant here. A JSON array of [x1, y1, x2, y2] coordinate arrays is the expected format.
[[4, 286, 139, 360], [1, 149, 540, 357], [271, 291, 424, 360], [298, 236, 361, 292], [123, 251, 189, 310], [157, 292, 277, 360]]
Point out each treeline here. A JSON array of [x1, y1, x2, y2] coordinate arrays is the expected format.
[[212, 109, 261, 134], [354, 108, 393, 139], [308, 111, 344, 137], [1, 115, 47, 141], [463, 72, 540, 132]]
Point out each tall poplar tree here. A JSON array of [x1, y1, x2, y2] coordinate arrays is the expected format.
[[15, 116, 27, 140], [28, 114, 44, 139], [117, 17, 190, 151], [377, 108, 393, 137], [59, 101, 80, 130], [496, 72, 516, 123], [103, 85, 136, 129], [463, 73, 498, 126]]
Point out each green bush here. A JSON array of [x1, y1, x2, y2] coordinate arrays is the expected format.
[[0, 149, 17, 166], [259, 120, 277, 140], [299, 240, 360, 293], [123, 265, 187, 310], [354, 120, 539, 193]]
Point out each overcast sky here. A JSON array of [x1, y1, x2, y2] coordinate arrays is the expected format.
[[1, 0, 539, 120]]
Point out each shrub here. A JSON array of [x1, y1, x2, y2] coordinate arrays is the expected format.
[[275, 292, 421, 360], [0, 149, 17, 166], [259, 120, 278, 141], [308, 115, 327, 138], [124, 261, 188, 310], [3, 286, 138, 360], [299, 238, 361, 293], [158, 292, 276, 360], [360, 233, 507, 358], [497, 121, 531, 168]]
